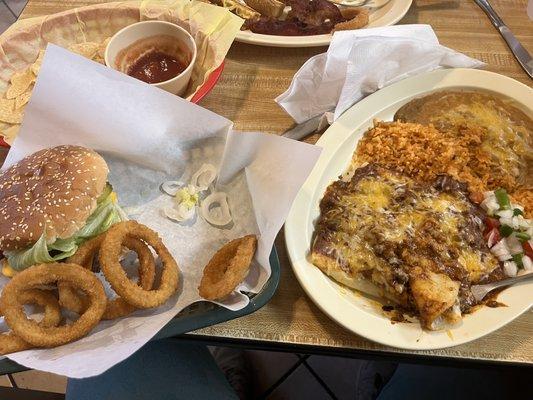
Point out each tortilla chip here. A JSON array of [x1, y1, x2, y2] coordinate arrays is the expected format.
[[0, 98, 23, 124], [31, 50, 46, 76], [93, 56, 105, 65], [6, 67, 35, 99], [68, 42, 99, 59], [1, 124, 20, 145], [97, 37, 111, 59], [15, 89, 32, 109]]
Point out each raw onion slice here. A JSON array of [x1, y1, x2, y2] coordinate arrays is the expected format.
[[164, 203, 196, 222], [191, 164, 217, 192], [503, 260, 518, 277], [200, 192, 232, 226], [161, 181, 184, 196], [523, 256, 533, 271], [491, 240, 512, 261]]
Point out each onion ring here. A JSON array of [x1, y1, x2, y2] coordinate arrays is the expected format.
[[100, 221, 179, 309], [198, 235, 257, 300], [59, 234, 156, 319], [0, 289, 61, 355], [0, 263, 106, 347]]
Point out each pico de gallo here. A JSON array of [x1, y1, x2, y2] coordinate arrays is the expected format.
[[481, 188, 533, 277]]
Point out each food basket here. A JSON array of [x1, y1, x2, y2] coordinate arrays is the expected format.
[[0, 1, 280, 375], [0, 0, 242, 146]]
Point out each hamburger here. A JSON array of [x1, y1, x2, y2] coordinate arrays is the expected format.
[[0, 145, 126, 276]]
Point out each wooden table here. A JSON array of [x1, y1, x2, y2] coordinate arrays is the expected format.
[[18, 0, 533, 366]]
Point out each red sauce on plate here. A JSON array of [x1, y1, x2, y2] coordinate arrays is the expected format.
[[127, 51, 186, 84]]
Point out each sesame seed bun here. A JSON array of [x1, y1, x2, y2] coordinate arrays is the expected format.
[[0, 145, 108, 251]]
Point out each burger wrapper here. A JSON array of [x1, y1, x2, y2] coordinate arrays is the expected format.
[[0, 45, 321, 378], [0, 0, 243, 137]]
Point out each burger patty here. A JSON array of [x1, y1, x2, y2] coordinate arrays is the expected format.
[[311, 164, 501, 329]]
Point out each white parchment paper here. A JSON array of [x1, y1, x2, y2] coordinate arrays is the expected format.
[[0, 44, 321, 378]]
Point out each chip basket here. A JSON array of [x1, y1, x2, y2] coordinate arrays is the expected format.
[[0, 246, 281, 375]]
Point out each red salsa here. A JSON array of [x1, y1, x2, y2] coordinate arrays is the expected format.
[[127, 51, 186, 84]]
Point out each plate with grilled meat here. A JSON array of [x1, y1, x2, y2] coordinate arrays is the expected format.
[[206, 0, 412, 47], [285, 68, 533, 349]]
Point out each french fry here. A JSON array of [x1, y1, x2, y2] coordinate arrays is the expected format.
[[243, 0, 285, 18], [209, 0, 261, 20]]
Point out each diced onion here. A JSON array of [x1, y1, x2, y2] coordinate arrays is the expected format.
[[509, 216, 521, 229], [487, 229, 499, 248], [499, 217, 513, 228], [480, 196, 499, 215], [523, 256, 533, 272], [200, 192, 232, 227], [517, 217, 531, 229], [507, 235, 524, 255], [496, 209, 513, 219], [191, 164, 217, 192], [503, 261, 518, 277], [161, 181, 184, 196], [491, 240, 512, 261]]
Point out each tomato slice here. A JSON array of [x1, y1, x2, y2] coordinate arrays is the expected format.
[[485, 217, 500, 230], [484, 217, 500, 238], [524, 241, 533, 259], [484, 227, 500, 247]]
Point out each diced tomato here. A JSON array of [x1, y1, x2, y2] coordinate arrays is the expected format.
[[484, 217, 500, 237], [524, 241, 533, 259], [484, 228, 500, 247]]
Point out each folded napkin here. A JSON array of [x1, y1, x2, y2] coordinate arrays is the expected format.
[[276, 25, 485, 125]]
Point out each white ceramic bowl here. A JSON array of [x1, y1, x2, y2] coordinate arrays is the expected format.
[[105, 21, 197, 96]]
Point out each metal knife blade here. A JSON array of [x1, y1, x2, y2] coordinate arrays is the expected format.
[[281, 115, 322, 141], [474, 0, 533, 79]]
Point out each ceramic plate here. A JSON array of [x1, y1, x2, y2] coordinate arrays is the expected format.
[[284, 68, 533, 350], [236, 0, 412, 47]]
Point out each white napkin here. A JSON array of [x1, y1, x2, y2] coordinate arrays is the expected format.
[[276, 25, 485, 125]]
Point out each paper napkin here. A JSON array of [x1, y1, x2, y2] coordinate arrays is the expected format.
[[276, 24, 485, 125]]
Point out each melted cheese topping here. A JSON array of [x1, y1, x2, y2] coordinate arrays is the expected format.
[[355, 179, 393, 210], [312, 166, 500, 327]]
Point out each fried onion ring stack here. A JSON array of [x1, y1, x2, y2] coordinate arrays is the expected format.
[[0, 221, 181, 355]]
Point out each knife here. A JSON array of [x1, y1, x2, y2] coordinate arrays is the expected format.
[[281, 115, 322, 141], [474, 0, 533, 79]]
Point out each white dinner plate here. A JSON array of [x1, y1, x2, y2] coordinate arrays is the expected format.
[[235, 0, 412, 47], [284, 68, 533, 350]]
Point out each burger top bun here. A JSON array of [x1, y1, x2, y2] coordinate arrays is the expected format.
[[0, 145, 108, 251]]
